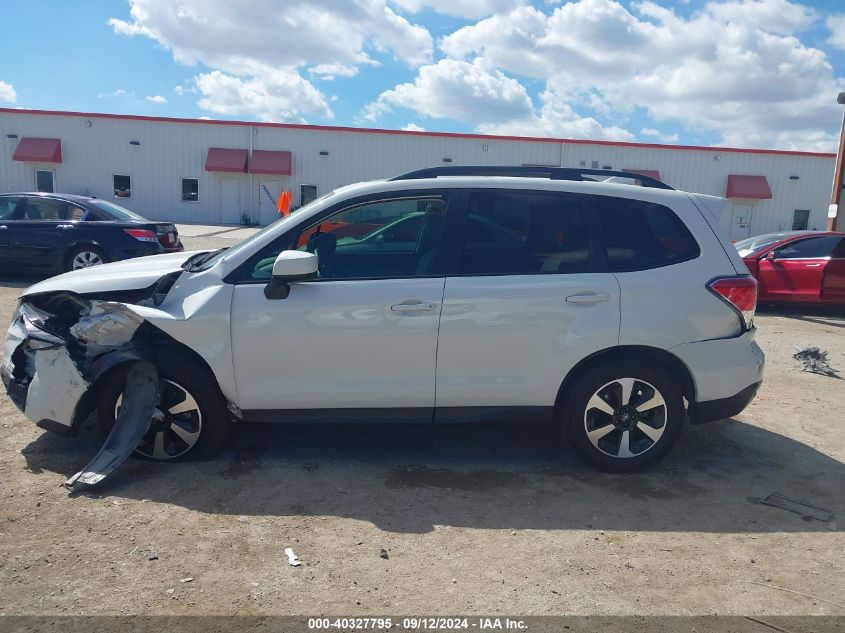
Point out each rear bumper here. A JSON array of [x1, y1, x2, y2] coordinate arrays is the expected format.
[[691, 380, 760, 424]]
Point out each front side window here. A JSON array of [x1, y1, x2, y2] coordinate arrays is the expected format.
[[0, 197, 22, 220], [775, 236, 841, 259], [595, 197, 699, 272], [246, 195, 447, 281], [458, 190, 591, 275], [182, 178, 199, 202], [23, 197, 66, 221], [35, 170, 55, 193], [114, 174, 131, 198]]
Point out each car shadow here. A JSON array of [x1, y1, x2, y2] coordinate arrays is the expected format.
[[20, 417, 843, 534], [758, 304, 845, 329]]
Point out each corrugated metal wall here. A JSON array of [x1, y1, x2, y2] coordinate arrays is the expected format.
[[0, 110, 834, 234]]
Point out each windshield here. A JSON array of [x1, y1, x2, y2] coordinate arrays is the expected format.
[[88, 199, 148, 222], [734, 233, 791, 257], [192, 190, 337, 271]]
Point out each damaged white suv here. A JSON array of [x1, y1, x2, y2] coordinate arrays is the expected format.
[[3, 167, 764, 484]]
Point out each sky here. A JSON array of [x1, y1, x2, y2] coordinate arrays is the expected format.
[[2, 0, 845, 152]]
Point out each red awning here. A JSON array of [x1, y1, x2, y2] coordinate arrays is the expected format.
[[205, 148, 248, 173], [13, 137, 62, 163], [726, 175, 772, 199], [623, 168, 661, 181], [250, 150, 292, 175]]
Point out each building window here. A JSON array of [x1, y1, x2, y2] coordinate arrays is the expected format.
[[182, 178, 199, 202], [300, 184, 318, 206], [792, 209, 810, 231], [114, 174, 131, 198], [35, 170, 55, 193]]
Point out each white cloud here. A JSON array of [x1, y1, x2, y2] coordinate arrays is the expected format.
[[195, 70, 332, 123], [390, 0, 524, 19], [145, 95, 167, 104], [0, 81, 16, 103], [827, 14, 845, 51], [364, 58, 534, 123], [402, 123, 426, 131], [641, 128, 680, 143], [438, 0, 844, 150], [98, 88, 134, 98], [174, 84, 196, 96]]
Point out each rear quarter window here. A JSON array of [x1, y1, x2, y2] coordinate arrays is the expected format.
[[594, 196, 700, 272]]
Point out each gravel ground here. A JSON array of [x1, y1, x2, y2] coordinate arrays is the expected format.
[[0, 236, 843, 616]]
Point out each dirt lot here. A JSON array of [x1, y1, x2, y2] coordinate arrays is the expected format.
[[0, 235, 843, 616]]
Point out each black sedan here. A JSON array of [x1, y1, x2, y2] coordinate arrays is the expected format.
[[0, 193, 183, 273]]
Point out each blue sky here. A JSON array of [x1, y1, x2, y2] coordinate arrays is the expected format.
[[1, 0, 845, 151]]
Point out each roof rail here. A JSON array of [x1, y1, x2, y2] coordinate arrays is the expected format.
[[390, 165, 674, 190]]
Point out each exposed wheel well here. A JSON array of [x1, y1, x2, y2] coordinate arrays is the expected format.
[[554, 346, 696, 413]]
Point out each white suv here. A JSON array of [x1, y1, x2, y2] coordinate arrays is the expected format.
[[3, 167, 764, 481]]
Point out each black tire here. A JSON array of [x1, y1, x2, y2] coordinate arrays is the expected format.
[[66, 245, 109, 272], [97, 351, 230, 462], [560, 361, 684, 472]]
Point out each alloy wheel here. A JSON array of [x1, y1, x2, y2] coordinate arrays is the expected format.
[[583, 377, 667, 459], [115, 379, 203, 460], [72, 251, 104, 269]]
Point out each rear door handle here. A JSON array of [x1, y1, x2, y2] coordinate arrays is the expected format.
[[57, 224, 74, 229], [391, 301, 436, 312], [566, 292, 610, 304]]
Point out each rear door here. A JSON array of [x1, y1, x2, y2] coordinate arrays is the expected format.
[[434, 188, 620, 412], [821, 237, 845, 302], [8, 197, 70, 272], [757, 235, 841, 303]]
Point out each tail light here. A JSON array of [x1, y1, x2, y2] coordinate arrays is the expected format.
[[707, 276, 758, 331], [124, 228, 158, 243]]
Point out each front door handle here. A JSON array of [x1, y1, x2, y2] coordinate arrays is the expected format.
[[57, 224, 74, 230], [391, 301, 436, 312], [0, 225, 7, 230], [566, 292, 610, 304]]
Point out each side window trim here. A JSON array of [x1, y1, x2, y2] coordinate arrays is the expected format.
[[448, 188, 606, 277], [227, 188, 458, 284]]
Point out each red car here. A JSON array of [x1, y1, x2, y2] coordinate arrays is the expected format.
[[735, 231, 845, 305]]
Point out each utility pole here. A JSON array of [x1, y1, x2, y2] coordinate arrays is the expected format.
[[828, 92, 845, 232]]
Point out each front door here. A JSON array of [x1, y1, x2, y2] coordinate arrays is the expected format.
[[435, 189, 620, 411], [219, 178, 241, 224], [757, 235, 842, 303], [730, 203, 753, 241], [257, 179, 282, 225], [229, 192, 451, 415]]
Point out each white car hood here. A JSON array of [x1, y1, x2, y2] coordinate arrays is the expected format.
[[21, 251, 199, 298]]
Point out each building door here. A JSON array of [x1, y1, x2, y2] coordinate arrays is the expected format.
[[730, 203, 753, 241], [257, 179, 282, 225], [219, 178, 241, 224]]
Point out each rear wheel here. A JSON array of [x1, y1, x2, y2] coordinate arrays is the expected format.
[[67, 245, 108, 271], [97, 352, 230, 461], [561, 362, 684, 472]]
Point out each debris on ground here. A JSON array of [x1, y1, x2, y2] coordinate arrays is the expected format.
[[379, 548, 389, 559], [179, 577, 193, 583], [757, 494, 834, 522], [148, 552, 158, 561], [284, 547, 301, 567], [793, 347, 839, 377]]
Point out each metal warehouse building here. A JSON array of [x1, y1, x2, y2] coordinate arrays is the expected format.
[[0, 107, 836, 239]]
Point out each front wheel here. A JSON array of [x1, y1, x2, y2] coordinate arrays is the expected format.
[[97, 352, 230, 461], [560, 362, 684, 472]]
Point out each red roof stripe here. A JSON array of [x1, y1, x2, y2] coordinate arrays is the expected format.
[[204, 148, 248, 173], [0, 108, 836, 159], [726, 175, 773, 199], [12, 137, 62, 163], [250, 150, 292, 175]]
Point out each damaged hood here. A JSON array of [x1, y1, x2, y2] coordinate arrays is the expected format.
[[21, 251, 200, 298]]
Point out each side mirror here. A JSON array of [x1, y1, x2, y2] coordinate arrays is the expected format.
[[264, 251, 318, 300], [766, 250, 777, 262]]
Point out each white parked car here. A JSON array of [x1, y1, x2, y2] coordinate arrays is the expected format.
[[3, 167, 763, 482]]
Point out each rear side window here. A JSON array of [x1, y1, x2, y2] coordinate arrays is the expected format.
[[594, 197, 699, 272], [22, 197, 66, 221], [459, 190, 592, 275]]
